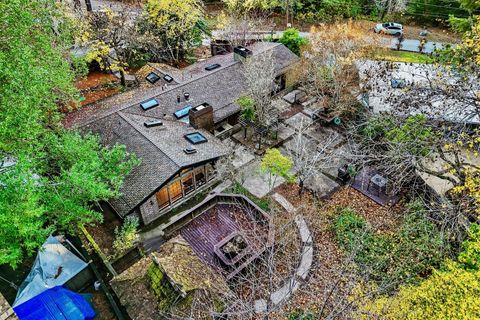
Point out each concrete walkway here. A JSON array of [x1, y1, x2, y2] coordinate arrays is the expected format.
[[272, 193, 295, 213], [254, 194, 314, 313]]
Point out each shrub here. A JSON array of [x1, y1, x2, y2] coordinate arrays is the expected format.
[[334, 208, 368, 252], [279, 28, 308, 56], [333, 202, 448, 292], [458, 223, 480, 270], [238, 96, 256, 122], [112, 215, 139, 257]]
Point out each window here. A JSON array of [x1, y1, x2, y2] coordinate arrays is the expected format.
[[184, 132, 208, 144], [140, 98, 159, 111], [156, 187, 169, 210], [182, 173, 195, 195], [168, 180, 183, 203], [146, 72, 161, 84], [206, 163, 216, 181], [174, 105, 192, 119], [194, 166, 206, 187]]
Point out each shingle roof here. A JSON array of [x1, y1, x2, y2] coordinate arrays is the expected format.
[[68, 43, 299, 128], [82, 111, 227, 217], [82, 112, 176, 216], [76, 43, 299, 217]]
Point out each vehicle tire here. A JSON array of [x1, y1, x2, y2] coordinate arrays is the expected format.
[[394, 32, 401, 37]]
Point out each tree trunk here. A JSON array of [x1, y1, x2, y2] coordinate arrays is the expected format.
[[85, 0, 92, 12], [120, 69, 126, 87], [298, 179, 305, 196]]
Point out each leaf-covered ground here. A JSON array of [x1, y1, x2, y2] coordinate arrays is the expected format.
[[268, 184, 403, 318]]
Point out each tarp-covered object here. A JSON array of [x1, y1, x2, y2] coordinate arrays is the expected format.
[[13, 236, 88, 307], [13, 286, 95, 320]]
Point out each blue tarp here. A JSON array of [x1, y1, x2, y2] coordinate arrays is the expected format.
[[13, 286, 96, 320], [13, 236, 88, 307]]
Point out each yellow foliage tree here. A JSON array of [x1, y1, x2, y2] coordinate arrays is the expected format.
[[357, 223, 480, 320], [358, 264, 480, 320], [82, 8, 138, 86], [143, 0, 205, 65]]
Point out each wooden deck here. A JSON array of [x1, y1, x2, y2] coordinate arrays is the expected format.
[[351, 167, 400, 206], [180, 203, 269, 279]]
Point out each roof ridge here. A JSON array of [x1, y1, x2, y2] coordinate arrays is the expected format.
[[75, 43, 284, 129], [77, 58, 241, 128], [117, 112, 181, 168]]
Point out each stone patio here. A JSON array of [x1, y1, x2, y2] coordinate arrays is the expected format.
[[239, 160, 286, 198], [231, 145, 255, 169], [305, 171, 340, 198], [285, 112, 313, 131]]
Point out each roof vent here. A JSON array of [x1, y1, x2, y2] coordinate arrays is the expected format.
[[184, 145, 197, 154], [205, 63, 221, 71], [144, 120, 163, 128]]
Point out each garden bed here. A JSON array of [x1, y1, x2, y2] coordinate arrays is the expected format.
[[85, 215, 122, 259]]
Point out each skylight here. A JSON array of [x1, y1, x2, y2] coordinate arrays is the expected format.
[[163, 74, 174, 83], [140, 98, 159, 111], [174, 105, 192, 119], [146, 72, 160, 84], [184, 132, 208, 144]]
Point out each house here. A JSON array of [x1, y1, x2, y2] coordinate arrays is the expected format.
[[73, 42, 299, 224], [356, 60, 480, 125]]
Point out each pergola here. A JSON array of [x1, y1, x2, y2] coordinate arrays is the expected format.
[[239, 111, 280, 150]]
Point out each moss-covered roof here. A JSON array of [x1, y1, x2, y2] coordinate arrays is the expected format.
[[110, 256, 160, 320], [152, 235, 230, 295]]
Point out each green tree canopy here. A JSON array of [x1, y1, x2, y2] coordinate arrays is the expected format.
[[0, 0, 138, 268], [358, 223, 480, 319]]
